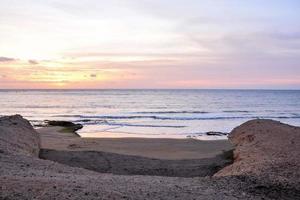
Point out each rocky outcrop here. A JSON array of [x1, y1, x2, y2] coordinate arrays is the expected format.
[[205, 131, 228, 136], [46, 120, 83, 132], [215, 119, 300, 187], [0, 115, 40, 157]]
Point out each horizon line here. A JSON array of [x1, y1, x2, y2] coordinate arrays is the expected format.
[[0, 88, 299, 91]]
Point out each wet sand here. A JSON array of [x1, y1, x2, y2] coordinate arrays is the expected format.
[[37, 126, 233, 177], [37, 126, 233, 160]]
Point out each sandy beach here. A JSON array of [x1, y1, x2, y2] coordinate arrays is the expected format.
[[37, 126, 233, 177], [1, 115, 300, 199], [37, 126, 232, 159]]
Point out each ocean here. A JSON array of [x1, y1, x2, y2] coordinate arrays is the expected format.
[[1, 89, 300, 140]]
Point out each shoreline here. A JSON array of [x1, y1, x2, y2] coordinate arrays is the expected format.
[[36, 120, 229, 141], [78, 130, 229, 140]]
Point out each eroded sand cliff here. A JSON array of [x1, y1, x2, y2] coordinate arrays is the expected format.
[[215, 119, 300, 187]]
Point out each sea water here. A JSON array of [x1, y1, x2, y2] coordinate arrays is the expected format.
[[0, 89, 299, 139]]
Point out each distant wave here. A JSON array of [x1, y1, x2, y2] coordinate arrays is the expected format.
[[54, 114, 228, 120], [16, 105, 64, 109], [133, 111, 210, 114], [15, 105, 116, 109], [54, 115, 82, 118], [74, 119, 186, 128], [32, 117, 185, 128], [52, 114, 300, 121], [222, 110, 250, 113], [106, 122, 185, 128]]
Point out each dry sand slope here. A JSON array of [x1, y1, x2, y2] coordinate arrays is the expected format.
[[0, 115, 300, 199], [215, 119, 300, 187]]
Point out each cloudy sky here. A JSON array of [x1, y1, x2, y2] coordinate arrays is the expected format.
[[0, 0, 299, 89]]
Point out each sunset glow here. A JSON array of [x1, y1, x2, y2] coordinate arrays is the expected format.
[[1, 0, 300, 89]]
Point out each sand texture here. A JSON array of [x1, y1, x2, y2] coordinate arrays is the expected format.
[[0, 115, 40, 157], [38, 124, 233, 177], [38, 126, 232, 160], [215, 119, 300, 187]]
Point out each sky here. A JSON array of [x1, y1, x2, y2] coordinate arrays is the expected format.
[[0, 0, 299, 89]]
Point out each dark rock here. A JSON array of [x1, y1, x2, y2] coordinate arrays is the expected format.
[[45, 120, 83, 132], [206, 132, 228, 136], [47, 120, 76, 127]]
